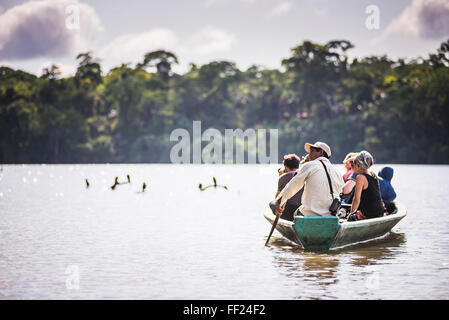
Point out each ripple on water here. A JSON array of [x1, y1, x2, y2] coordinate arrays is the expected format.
[[0, 164, 448, 299]]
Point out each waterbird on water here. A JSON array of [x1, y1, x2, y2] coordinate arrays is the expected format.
[[142, 182, 147, 192], [85, 178, 90, 188], [111, 176, 120, 190], [198, 177, 228, 191], [111, 175, 131, 190]]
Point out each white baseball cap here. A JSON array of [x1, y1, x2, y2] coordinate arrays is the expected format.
[[304, 141, 332, 157]]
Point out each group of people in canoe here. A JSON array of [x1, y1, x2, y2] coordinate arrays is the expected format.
[[272, 141, 397, 222]]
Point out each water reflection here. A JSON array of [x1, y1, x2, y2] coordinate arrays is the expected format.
[[340, 232, 407, 266], [268, 237, 340, 291], [268, 231, 407, 298]]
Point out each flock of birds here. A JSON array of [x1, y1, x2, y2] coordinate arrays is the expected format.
[[1, 166, 228, 194], [84, 175, 228, 192], [85, 174, 147, 193], [198, 177, 228, 191]]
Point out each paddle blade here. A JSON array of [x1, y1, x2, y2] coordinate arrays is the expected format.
[[265, 215, 280, 246]]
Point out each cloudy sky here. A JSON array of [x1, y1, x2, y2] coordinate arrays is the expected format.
[[0, 0, 448, 77]]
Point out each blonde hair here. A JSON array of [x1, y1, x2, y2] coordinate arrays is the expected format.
[[343, 152, 357, 164], [354, 150, 374, 170]]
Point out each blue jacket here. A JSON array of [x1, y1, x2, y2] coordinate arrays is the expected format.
[[378, 167, 396, 202]]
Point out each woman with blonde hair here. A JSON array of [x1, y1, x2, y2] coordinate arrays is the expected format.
[[348, 151, 386, 221], [340, 153, 359, 203], [342, 152, 357, 182]]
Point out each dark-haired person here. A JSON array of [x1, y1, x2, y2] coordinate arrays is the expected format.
[[275, 154, 304, 221], [273, 142, 344, 217], [348, 151, 386, 221]]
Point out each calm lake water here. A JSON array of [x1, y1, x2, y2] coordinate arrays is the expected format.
[[0, 164, 448, 300]]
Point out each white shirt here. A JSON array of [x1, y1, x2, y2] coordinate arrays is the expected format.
[[277, 157, 344, 217]]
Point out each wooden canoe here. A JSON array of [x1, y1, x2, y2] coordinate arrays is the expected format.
[[264, 201, 407, 250]]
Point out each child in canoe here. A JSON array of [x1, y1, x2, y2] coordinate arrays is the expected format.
[[378, 166, 397, 214]]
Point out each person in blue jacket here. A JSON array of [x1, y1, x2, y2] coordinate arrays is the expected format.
[[378, 166, 397, 214]]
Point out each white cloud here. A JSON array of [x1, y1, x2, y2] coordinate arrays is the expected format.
[[268, 1, 293, 18], [0, 0, 103, 60], [99, 26, 236, 71], [38, 61, 77, 78], [99, 28, 179, 65], [183, 26, 236, 56], [0, 57, 77, 78], [375, 0, 449, 43]]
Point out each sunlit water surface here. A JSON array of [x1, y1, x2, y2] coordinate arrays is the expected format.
[[0, 164, 448, 299]]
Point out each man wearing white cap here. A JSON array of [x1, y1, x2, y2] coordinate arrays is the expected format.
[[273, 141, 344, 217]]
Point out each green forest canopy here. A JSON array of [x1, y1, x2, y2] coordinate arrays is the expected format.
[[1, 40, 449, 164]]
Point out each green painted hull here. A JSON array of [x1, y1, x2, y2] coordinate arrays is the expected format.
[[294, 216, 340, 250], [264, 202, 407, 250]]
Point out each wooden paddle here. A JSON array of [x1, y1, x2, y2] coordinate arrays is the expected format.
[[265, 200, 281, 246], [265, 216, 280, 246]]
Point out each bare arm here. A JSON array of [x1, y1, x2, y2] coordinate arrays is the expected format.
[[350, 174, 367, 213], [342, 179, 356, 194]]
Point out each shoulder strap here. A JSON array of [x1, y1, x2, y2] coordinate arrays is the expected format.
[[319, 160, 334, 197]]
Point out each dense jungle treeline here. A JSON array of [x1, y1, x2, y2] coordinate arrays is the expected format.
[[1, 39, 449, 164]]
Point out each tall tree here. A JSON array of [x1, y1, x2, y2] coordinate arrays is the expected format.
[[137, 50, 179, 80]]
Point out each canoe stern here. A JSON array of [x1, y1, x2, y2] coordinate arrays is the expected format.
[[294, 216, 340, 250]]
